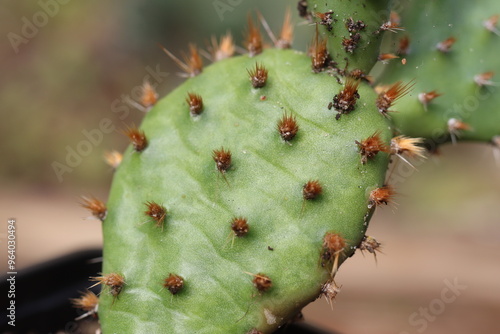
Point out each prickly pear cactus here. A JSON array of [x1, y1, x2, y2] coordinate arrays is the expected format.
[[91, 1, 397, 333], [100, 50, 392, 333], [75, 0, 500, 333]]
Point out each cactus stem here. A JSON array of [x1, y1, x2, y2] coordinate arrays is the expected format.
[[328, 77, 360, 120], [144, 201, 167, 231], [163, 274, 184, 295], [277, 112, 299, 142], [80, 196, 107, 221], [436, 37, 456, 53], [186, 92, 204, 116], [247, 63, 268, 88], [123, 125, 148, 152]]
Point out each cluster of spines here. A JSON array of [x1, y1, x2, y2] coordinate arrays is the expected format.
[[342, 17, 365, 54], [231, 217, 249, 238], [160, 43, 203, 77], [123, 125, 148, 152], [186, 92, 204, 116], [144, 201, 167, 230], [247, 63, 268, 88], [163, 274, 184, 295], [84, 123, 426, 317], [247, 272, 273, 294], [328, 77, 360, 120], [309, 26, 332, 73], [375, 80, 415, 117], [377, 11, 499, 147], [71, 290, 99, 320], [277, 112, 299, 142], [80, 196, 107, 221], [89, 273, 125, 300], [377, 12, 404, 34]]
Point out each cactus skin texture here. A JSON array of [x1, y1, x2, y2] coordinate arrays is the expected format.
[[379, 0, 500, 145], [306, 0, 390, 72], [100, 47, 391, 333]]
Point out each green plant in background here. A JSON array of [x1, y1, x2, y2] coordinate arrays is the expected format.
[[77, 0, 499, 332], [379, 0, 500, 145]]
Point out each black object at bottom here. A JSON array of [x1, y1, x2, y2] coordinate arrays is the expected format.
[[0, 249, 102, 334]]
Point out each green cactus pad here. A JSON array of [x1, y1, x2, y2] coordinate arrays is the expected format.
[[100, 48, 391, 333], [378, 0, 500, 145], [308, 0, 391, 72]]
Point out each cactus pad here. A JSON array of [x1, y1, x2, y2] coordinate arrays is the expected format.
[[99, 48, 391, 333]]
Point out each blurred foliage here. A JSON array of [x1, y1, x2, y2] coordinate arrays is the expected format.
[[0, 0, 311, 189]]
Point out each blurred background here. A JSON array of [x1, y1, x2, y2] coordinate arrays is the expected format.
[[1, 0, 499, 333]]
